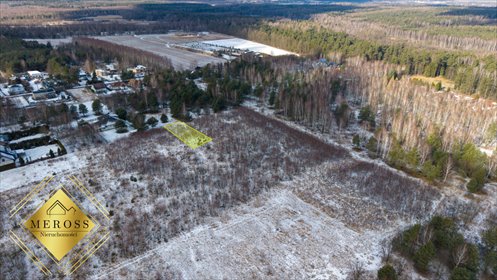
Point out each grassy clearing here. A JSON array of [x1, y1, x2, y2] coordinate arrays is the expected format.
[[411, 75, 455, 90]]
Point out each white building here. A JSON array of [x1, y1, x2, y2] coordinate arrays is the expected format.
[[27, 71, 43, 79]]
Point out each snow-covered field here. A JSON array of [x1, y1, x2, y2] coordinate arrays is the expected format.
[[93, 33, 296, 70], [0, 151, 89, 192], [23, 38, 73, 47], [23, 144, 59, 161], [94, 34, 227, 70], [202, 38, 297, 56], [95, 189, 388, 280]]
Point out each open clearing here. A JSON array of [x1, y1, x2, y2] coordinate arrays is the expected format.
[[93, 33, 230, 69], [410, 75, 455, 90], [93, 32, 296, 69], [95, 189, 390, 280]]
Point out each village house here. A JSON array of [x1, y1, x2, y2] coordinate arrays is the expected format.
[[91, 82, 108, 94], [132, 65, 147, 74], [105, 64, 118, 75], [107, 81, 127, 91], [27, 70, 43, 79], [95, 69, 107, 77]]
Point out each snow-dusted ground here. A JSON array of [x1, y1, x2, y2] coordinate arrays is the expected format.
[[23, 144, 59, 161], [94, 34, 227, 70], [0, 151, 89, 192], [202, 38, 297, 56], [100, 129, 135, 142], [94, 189, 388, 280]]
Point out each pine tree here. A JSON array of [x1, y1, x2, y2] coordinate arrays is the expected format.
[[160, 114, 168, 123], [79, 104, 88, 116], [413, 242, 436, 272], [92, 99, 102, 115]]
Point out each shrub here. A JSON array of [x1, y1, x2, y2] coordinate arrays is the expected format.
[[116, 108, 127, 120], [466, 167, 486, 193], [366, 136, 378, 158], [422, 162, 442, 181], [358, 105, 375, 127], [352, 134, 360, 147], [377, 264, 397, 280], [146, 117, 158, 127]]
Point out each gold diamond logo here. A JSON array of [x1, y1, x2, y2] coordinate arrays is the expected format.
[[24, 189, 95, 261]]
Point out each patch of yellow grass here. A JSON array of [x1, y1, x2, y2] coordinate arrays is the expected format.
[[410, 75, 455, 90]]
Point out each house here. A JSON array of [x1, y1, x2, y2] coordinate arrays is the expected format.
[[32, 88, 56, 100], [133, 65, 147, 74], [108, 81, 127, 91], [91, 82, 108, 94], [27, 70, 43, 79], [95, 69, 107, 77], [78, 69, 89, 80], [7, 84, 25, 95], [105, 64, 118, 75]]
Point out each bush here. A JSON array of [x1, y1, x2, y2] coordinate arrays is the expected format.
[[467, 178, 484, 193], [146, 117, 158, 127], [422, 162, 442, 181], [116, 127, 127, 133], [435, 81, 442, 91], [466, 167, 486, 193], [366, 137, 378, 158], [352, 134, 360, 147], [115, 119, 128, 133], [116, 108, 127, 120], [358, 105, 375, 127], [377, 264, 397, 280]]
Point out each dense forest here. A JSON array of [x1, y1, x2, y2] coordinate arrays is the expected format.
[[241, 22, 497, 99]]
